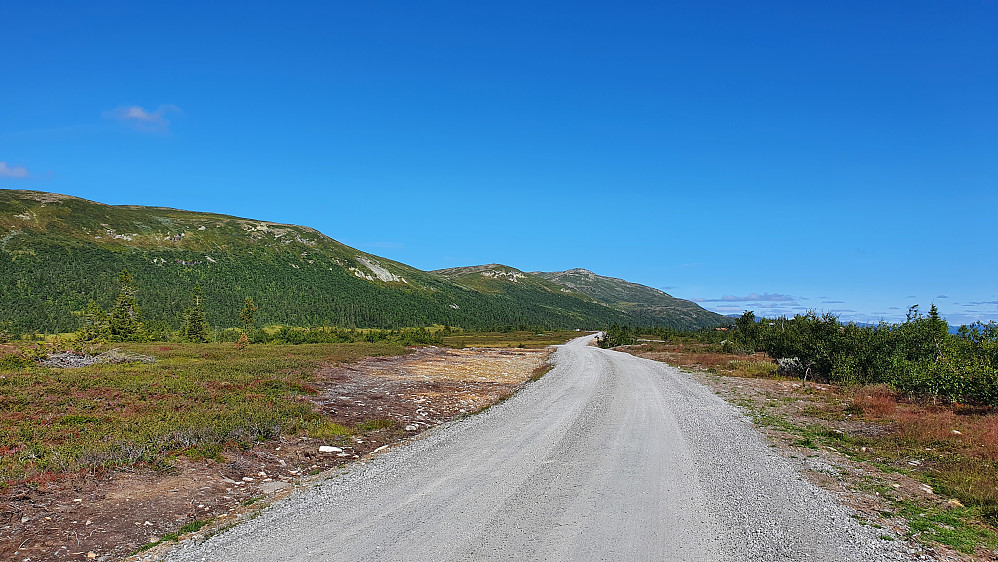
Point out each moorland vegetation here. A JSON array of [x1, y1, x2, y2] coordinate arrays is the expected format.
[[634, 306, 998, 406]]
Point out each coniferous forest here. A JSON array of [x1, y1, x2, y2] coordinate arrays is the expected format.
[[0, 189, 729, 336]]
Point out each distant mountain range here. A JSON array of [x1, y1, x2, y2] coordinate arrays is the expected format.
[[0, 189, 729, 334]]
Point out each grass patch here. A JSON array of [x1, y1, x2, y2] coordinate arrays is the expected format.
[[730, 379, 998, 554], [845, 385, 998, 511], [129, 518, 213, 555], [898, 503, 998, 553], [307, 421, 353, 439], [629, 342, 779, 379], [442, 331, 579, 349], [794, 437, 818, 449], [356, 418, 395, 432], [132, 534, 178, 555], [242, 495, 265, 506], [179, 518, 211, 535], [0, 341, 404, 486], [528, 362, 554, 383], [728, 360, 778, 377]]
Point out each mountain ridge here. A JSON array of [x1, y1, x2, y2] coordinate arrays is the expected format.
[[0, 189, 729, 334], [531, 268, 722, 328]]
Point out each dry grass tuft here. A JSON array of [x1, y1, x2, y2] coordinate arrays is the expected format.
[[852, 385, 898, 417]]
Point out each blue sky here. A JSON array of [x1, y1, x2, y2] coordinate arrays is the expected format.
[[2, 1, 996, 325]]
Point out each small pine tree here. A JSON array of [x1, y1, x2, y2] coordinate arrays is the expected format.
[[107, 268, 144, 341], [240, 297, 258, 332], [235, 331, 249, 350], [76, 300, 109, 341], [927, 303, 948, 360], [184, 284, 211, 343]]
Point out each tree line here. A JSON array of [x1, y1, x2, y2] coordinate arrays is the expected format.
[[75, 268, 241, 343], [636, 306, 998, 405], [0, 241, 641, 335], [67, 267, 447, 346]]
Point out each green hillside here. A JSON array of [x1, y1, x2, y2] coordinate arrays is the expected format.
[[0, 190, 724, 335], [435, 265, 728, 330], [532, 268, 729, 329], [433, 264, 590, 298]]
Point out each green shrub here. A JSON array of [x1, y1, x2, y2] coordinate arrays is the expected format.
[[597, 323, 636, 348], [667, 305, 998, 405]]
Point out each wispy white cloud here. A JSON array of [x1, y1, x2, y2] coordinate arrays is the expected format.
[[694, 293, 796, 303], [945, 311, 998, 325], [103, 104, 180, 132], [0, 162, 30, 178]]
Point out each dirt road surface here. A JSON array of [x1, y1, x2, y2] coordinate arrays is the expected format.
[[163, 335, 912, 561]]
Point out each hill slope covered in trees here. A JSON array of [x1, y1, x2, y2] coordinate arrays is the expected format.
[[0, 189, 728, 334], [531, 268, 723, 328]]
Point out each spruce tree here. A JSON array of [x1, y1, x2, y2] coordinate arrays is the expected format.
[[107, 268, 143, 341], [928, 303, 948, 360], [77, 300, 109, 341], [240, 297, 258, 332], [184, 284, 211, 343]]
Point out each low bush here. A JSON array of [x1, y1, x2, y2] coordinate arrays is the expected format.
[[651, 305, 998, 405]]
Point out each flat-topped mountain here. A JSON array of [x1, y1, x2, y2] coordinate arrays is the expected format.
[[0, 189, 728, 333]]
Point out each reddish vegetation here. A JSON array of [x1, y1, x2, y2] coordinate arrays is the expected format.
[[1, 346, 549, 561], [852, 385, 998, 465], [851, 385, 898, 417], [628, 343, 773, 377], [630, 341, 998, 556]]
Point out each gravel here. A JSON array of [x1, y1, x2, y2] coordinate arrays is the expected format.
[[163, 335, 918, 561]]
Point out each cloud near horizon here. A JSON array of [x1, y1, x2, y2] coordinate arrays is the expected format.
[[694, 292, 796, 303], [0, 162, 30, 178], [709, 306, 745, 314], [103, 104, 180, 132]]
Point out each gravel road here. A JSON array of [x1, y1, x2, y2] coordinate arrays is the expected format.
[[165, 335, 913, 561]]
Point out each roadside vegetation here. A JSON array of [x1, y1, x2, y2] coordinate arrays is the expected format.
[[734, 379, 998, 555], [0, 258, 579, 486], [614, 306, 998, 555], [0, 318, 575, 488], [0, 340, 405, 488], [645, 305, 998, 405], [1, 322, 561, 559], [442, 329, 579, 349], [596, 323, 636, 348]]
